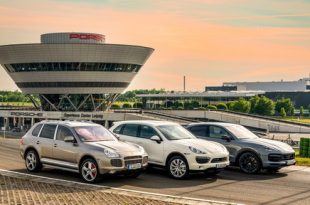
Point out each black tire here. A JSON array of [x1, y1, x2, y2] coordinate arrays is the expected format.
[[167, 155, 189, 179], [125, 170, 142, 178], [79, 158, 101, 183], [238, 152, 261, 174], [25, 150, 42, 172]]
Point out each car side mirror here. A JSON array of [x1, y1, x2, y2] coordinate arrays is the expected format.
[[150, 135, 161, 143], [221, 135, 231, 142], [64, 136, 75, 143]]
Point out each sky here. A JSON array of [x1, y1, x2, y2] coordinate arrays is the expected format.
[[0, 0, 309, 92]]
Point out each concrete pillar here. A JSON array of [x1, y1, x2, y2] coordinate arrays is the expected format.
[[104, 120, 109, 128], [31, 118, 34, 127], [4, 117, 9, 130], [17, 117, 22, 128]]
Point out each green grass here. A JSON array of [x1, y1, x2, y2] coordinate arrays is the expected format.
[[0, 102, 34, 107], [275, 117, 310, 124], [295, 149, 310, 167]]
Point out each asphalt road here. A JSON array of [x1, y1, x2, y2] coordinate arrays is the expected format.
[[0, 138, 309, 205]]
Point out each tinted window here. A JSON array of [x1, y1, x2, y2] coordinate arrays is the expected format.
[[32, 124, 43, 137], [189, 125, 207, 137], [140, 125, 158, 139], [113, 124, 124, 134], [157, 124, 196, 140], [39, 124, 57, 139], [122, 124, 139, 137], [208, 126, 230, 139], [56, 126, 75, 141]]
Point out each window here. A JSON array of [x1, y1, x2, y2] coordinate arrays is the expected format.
[[74, 126, 116, 142], [140, 125, 158, 139], [208, 126, 230, 139], [189, 125, 207, 137], [56, 125, 75, 141], [39, 124, 57, 139], [157, 124, 195, 140], [122, 124, 139, 137], [32, 124, 43, 137], [113, 124, 124, 134]]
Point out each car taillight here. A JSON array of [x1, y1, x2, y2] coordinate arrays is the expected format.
[[20, 138, 24, 145]]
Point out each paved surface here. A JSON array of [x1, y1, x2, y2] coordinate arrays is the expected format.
[[1, 138, 310, 205]]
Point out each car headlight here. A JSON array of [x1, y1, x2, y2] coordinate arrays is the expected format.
[[103, 149, 120, 158], [262, 146, 277, 152], [189, 146, 206, 154]]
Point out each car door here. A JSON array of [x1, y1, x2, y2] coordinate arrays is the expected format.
[[37, 124, 57, 159], [139, 125, 164, 164], [207, 125, 239, 161], [53, 125, 80, 166], [118, 123, 143, 145], [188, 125, 208, 139]]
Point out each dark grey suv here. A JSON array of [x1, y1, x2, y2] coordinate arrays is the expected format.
[[186, 122, 296, 174]]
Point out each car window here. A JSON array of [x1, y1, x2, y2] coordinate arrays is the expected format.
[[122, 124, 139, 137], [189, 125, 207, 137], [74, 126, 116, 142], [140, 125, 158, 139], [208, 125, 230, 139], [56, 125, 75, 141], [39, 124, 57, 139], [113, 124, 124, 134], [32, 124, 43, 137]]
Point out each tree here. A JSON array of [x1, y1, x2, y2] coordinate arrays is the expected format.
[[216, 103, 228, 110], [122, 103, 132, 108], [251, 96, 275, 116], [300, 106, 304, 116], [308, 104, 310, 116], [0, 95, 3, 102], [275, 98, 294, 116], [280, 107, 286, 118], [229, 98, 251, 113]]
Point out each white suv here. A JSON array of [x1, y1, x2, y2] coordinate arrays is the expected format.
[[110, 120, 229, 179]]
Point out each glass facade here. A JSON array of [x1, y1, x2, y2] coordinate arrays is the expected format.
[[7, 62, 141, 72], [16, 82, 129, 88]]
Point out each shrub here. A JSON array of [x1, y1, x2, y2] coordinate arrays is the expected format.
[[251, 96, 275, 116], [216, 103, 228, 110], [207, 105, 217, 110], [198, 107, 206, 110], [122, 103, 132, 108], [133, 102, 143, 108], [300, 106, 304, 116], [111, 104, 120, 109], [275, 98, 294, 116], [280, 107, 286, 118], [229, 98, 251, 113]]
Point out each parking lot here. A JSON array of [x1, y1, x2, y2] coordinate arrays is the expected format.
[[0, 138, 309, 205]]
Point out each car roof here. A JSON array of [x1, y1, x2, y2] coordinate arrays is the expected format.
[[187, 122, 239, 127], [38, 120, 99, 127], [113, 120, 178, 127]]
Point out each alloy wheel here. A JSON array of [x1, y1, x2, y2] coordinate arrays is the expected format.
[[239, 152, 261, 174], [26, 152, 37, 171], [81, 161, 98, 182], [169, 158, 187, 178]]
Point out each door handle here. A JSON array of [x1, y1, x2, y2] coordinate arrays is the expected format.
[[36, 141, 40, 145], [54, 144, 57, 147]]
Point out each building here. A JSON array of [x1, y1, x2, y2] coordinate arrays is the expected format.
[[0, 32, 153, 130], [0, 32, 154, 112], [206, 77, 310, 92]]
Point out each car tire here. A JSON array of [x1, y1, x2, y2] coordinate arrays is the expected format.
[[167, 155, 189, 179], [25, 150, 42, 172], [80, 158, 101, 183], [125, 170, 142, 178], [238, 152, 261, 174]]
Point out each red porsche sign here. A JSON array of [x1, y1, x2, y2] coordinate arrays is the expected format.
[[69, 33, 105, 42]]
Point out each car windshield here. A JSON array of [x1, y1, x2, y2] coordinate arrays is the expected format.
[[226, 125, 259, 139], [157, 124, 196, 140], [74, 126, 116, 142]]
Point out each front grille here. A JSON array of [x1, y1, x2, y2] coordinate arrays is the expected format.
[[211, 157, 227, 163], [124, 156, 142, 160], [110, 159, 122, 167], [125, 159, 142, 166], [268, 153, 295, 162], [196, 156, 210, 164]]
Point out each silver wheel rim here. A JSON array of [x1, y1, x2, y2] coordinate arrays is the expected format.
[[81, 161, 97, 182], [26, 152, 37, 171], [170, 158, 187, 178]]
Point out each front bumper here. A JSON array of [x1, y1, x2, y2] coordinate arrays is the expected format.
[[261, 153, 296, 168], [97, 155, 148, 174], [185, 154, 230, 171]]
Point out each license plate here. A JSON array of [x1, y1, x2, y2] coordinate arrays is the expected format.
[[216, 163, 227, 168], [127, 163, 142, 170]]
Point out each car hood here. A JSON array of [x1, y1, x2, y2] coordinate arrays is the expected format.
[[240, 138, 294, 153], [172, 139, 228, 154], [85, 140, 140, 153]]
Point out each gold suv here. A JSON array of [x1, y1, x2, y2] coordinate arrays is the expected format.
[[20, 121, 148, 183]]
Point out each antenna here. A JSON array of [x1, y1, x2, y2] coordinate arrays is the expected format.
[[183, 76, 186, 92]]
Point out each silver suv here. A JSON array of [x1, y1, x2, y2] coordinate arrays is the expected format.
[[20, 121, 148, 183], [186, 122, 296, 174]]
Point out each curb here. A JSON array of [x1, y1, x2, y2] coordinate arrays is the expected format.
[[0, 169, 240, 205]]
